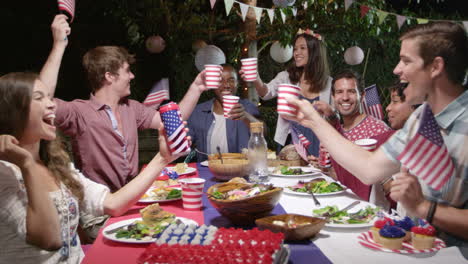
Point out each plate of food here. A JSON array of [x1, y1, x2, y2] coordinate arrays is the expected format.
[[138, 187, 182, 203], [358, 230, 446, 254], [284, 178, 346, 196], [312, 203, 381, 228], [103, 204, 197, 243], [270, 166, 321, 177], [166, 163, 197, 175]]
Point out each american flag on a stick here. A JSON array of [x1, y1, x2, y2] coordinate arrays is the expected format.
[[57, 0, 76, 22], [144, 78, 170, 109], [397, 104, 454, 191], [291, 125, 311, 161], [159, 102, 190, 155], [363, 84, 384, 120]]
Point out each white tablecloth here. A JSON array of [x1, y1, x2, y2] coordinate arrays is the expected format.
[[267, 173, 467, 264]]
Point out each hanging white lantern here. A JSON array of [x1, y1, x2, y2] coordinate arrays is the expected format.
[[270, 41, 293, 63], [273, 0, 296, 8], [344, 46, 364, 65], [192, 39, 208, 53], [145, 35, 166, 54], [194, 45, 226, 71]]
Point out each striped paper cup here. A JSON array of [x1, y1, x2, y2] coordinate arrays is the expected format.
[[179, 178, 206, 210], [204, 64, 222, 89], [241, 58, 257, 82], [277, 84, 301, 117], [223, 95, 240, 118]]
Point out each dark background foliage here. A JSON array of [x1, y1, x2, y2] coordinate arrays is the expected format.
[[1, 0, 466, 152]]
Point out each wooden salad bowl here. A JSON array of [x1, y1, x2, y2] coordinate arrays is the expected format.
[[207, 182, 283, 225], [208, 159, 250, 181], [207, 152, 247, 160], [255, 214, 326, 241]]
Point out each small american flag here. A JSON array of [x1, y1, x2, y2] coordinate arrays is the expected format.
[[57, 0, 76, 22], [291, 125, 310, 161], [363, 84, 384, 120], [397, 104, 454, 191], [159, 102, 190, 155], [144, 78, 170, 109]]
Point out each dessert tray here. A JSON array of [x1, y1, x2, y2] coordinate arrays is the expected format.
[[358, 231, 446, 254]]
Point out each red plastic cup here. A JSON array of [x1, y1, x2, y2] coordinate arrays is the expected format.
[[277, 84, 301, 117], [178, 178, 206, 210], [318, 145, 331, 168]]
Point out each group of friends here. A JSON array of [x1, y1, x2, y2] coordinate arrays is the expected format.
[[0, 13, 466, 263]]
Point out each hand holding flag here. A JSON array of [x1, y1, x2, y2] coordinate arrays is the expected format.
[[389, 166, 428, 217], [397, 104, 455, 191]]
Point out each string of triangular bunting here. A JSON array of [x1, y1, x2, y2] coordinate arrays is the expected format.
[[216, 0, 468, 31]]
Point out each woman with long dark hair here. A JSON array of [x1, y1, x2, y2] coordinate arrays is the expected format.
[[243, 30, 333, 156], [0, 72, 178, 263]]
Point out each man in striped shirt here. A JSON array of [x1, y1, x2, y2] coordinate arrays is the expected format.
[[288, 22, 468, 258]]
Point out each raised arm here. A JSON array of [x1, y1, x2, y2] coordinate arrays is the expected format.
[[239, 69, 268, 97], [39, 15, 70, 96], [102, 127, 179, 216], [287, 97, 400, 184], [0, 135, 61, 250]]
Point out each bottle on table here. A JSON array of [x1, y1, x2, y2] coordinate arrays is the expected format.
[[247, 122, 268, 183]]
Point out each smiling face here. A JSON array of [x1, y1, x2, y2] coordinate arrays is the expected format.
[[21, 80, 57, 144], [111, 62, 135, 98], [386, 90, 414, 130], [214, 66, 238, 101], [393, 38, 432, 105], [332, 78, 361, 117], [293, 37, 309, 68]]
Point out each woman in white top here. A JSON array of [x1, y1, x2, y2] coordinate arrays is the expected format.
[[242, 30, 333, 156], [0, 72, 179, 263]]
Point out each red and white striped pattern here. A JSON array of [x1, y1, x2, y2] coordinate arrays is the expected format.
[[143, 90, 169, 107], [357, 231, 446, 254], [222, 95, 240, 118], [277, 84, 301, 117], [179, 178, 205, 210], [57, 0, 75, 22], [397, 104, 454, 191]]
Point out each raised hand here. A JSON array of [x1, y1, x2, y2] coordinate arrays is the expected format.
[[51, 14, 71, 46], [191, 70, 209, 93], [228, 103, 246, 120], [389, 167, 428, 217], [0, 135, 33, 168]]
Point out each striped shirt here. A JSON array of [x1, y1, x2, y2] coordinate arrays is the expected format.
[[382, 90, 468, 252]]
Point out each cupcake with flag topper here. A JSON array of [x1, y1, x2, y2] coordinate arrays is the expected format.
[[394, 216, 414, 242], [370, 217, 394, 244], [411, 219, 436, 250], [379, 225, 405, 250]]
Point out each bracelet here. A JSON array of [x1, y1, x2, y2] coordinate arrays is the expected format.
[[426, 200, 438, 224]]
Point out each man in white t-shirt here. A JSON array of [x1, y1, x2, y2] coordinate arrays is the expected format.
[[188, 64, 260, 161]]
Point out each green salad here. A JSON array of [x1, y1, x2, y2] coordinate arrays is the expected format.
[[289, 180, 344, 194], [276, 166, 308, 175], [115, 221, 170, 240], [312, 205, 380, 224]]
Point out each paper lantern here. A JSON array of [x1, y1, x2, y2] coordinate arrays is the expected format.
[[146, 35, 166, 54], [344, 46, 364, 65], [270, 41, 293, 63], [273, 0, 296, 8], [194, 45, 226, 71], [192, 39, 208, 52]]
